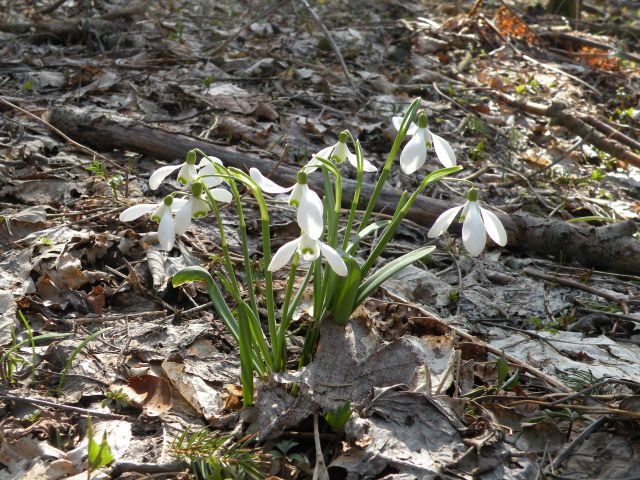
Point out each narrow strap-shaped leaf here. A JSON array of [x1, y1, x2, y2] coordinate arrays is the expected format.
[[355, 245, 435, 307], [329, 257, 362, 325]]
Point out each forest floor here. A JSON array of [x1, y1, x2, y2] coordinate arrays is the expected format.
[[1, 0, 640, 478]]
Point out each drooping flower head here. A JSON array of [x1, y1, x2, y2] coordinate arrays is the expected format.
[[307, 131, 377, 173], [174, 181, 232, 236], [249, 168, 323, 239], [427, 188, 507, 257], [268, 231, 348, 276], [148, 150, 225, 190], [120, 195, 186, 251], [393, 111, 456, 175]]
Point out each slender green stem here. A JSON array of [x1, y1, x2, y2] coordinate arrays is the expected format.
[[360, 166, 462, 277], [359, 98, 422, 231], [286, 265, 313, 320], [227, 168, 277, 370], [203, 186, 241, 296], [226, 176, 259, 320], [274, 253, 299, 371], [342, 135, 364, 250]]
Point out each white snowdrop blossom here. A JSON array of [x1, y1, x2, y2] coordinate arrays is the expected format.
[[120, 195, 187, 251], [392, 111, 456, 175], [149, 150, 225, 190], [307, 131, 377, 173], [268, 232, 348, 276], [249, 168, 323, 239], [427, 188, 507, 257], [174, 182, 232, 236]]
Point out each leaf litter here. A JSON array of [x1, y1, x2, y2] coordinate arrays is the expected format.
[[1, 0, 640, 478]]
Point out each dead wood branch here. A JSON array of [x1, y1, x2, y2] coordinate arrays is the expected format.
[[45, 106, 640, 274], [489, 90, 640, 168]]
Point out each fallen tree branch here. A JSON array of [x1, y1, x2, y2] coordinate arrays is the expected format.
[[488, 90, 640, 168], [45, 105, 640, 274]]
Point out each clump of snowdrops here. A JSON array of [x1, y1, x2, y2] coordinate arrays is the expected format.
[[120, 98, 507, 406]]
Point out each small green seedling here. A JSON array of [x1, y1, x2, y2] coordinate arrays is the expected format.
[[324, 401, 352, 432], [87, 417, 114, 479]]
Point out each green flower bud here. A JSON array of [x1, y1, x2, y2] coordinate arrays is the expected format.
[[186, 149, 197, 165], [296, 171, 308, 185], [191, 182, 203, 197], [467, 188, 479, 202], [163, 195, 174, 206], [338, 130, 349, 144], [417, 111, 428, 129]]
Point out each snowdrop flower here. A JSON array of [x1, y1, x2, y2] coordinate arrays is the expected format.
[[174, 182, 232, 235], [307, 131, 377, 173], [269, 232, 348, 276], [120, 195, 186, 250], [427, 188, 507, 257], [249, 168, 323, 239], [149, 150, 225, 190], [392, 111, 456, 174]]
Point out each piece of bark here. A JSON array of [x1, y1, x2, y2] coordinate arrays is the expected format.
[[45, 105, 640, 274]]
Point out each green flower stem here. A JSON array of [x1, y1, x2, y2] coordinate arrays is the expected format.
[[314, 157, 341, 248], [286, 264, 313, 320], [360, 166, 463, 277], [359, 97, 422, 231], [274, 252, 299, 371], [228, 168, 277, 361], [203, 184, 241, 298], [226, 176, 259, 320], [342, 135, 364, 251]]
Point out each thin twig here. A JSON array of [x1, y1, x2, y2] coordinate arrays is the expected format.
[[297, 0, 360, 95], [0, 97, 124, 173], [0, 394, 129, 420], [523, 268, 629, 304], [547, 417, 605, 474], [36, 0, 69, 16]]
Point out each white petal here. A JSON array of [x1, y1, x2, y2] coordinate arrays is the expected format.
[[392, 116, 419, 136], [462, 202, 486, 256], [429, 131, 456, 168], [157, 208, 176, 250], [174, 199, 192, 235], [297, 187, 324, 239], [177, 163, 198, 184], [399, 129, 428, 174], [199, 162, 223, 188], [305, 146, 332, 173], [346, 152, 377, 172], [149, 164, 180, 190], [332, 142, 348, 163], [209, 188, 232, 203], [318, 242, 348, 276], [191, 197, 210, 217], [197, 156, 222, 168], [268, 237, 301, 271], [249, 167, 293, 194], [480, 207, 507, 246], [119, 203, 157, 221], [298, 235, 320, 262], [427, 205, 464, 238]]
